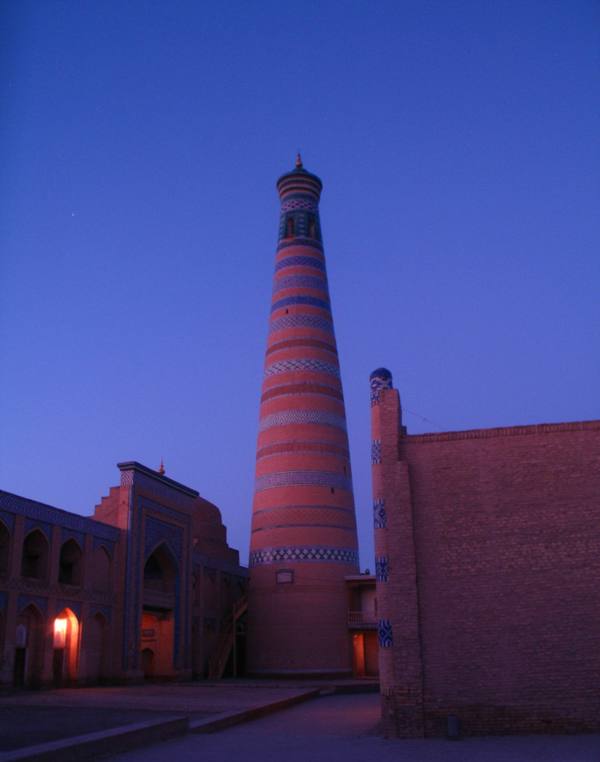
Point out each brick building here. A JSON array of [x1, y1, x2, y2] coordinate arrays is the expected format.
[[370, 367, 600, 737], [0, 461, 247, 688]]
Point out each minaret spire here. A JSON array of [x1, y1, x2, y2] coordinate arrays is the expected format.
[[247, 160, 359, 676]]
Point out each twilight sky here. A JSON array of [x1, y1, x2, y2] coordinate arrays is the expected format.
[[1, 1, 599, 566]]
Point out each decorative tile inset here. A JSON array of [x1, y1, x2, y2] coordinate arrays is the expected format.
[[369, 368, 393, 405], [275, 255, 325, 273], [249, 546, 358, 566], [371, 439, 382, 464], [373, 499, 386, 529], [375, 555, 389, 582], [378, 619, 393, 648]]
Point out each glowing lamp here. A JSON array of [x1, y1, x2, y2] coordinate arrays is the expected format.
[[53, 618, 67, 648]]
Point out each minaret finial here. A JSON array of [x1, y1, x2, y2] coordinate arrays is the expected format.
[[295, 152, 303, 169], [158, 458, 165, 476]]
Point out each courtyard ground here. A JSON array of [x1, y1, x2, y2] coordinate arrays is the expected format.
[[110, 692, 600, 762]]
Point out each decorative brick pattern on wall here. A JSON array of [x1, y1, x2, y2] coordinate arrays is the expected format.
[[249, 546, 358, 566], [258, 409, 347, 433]]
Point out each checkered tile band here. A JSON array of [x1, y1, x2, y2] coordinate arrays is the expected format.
[[249, 546, 358, 566], [258, 409, 347, 433], [264, 358, 340, 379]]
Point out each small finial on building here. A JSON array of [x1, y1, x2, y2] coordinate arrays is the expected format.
[[295, 152, 303, 169], [158, 458, 165, 476]]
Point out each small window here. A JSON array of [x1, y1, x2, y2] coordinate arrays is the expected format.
[[286, 217, 295, 237], [276, 569, 294, 584], [330, 487, 335, 494]]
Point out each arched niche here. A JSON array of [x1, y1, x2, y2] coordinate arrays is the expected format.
[[21, 530, 49, 581], [90, 545, 111, 592], [58, 539, 83, 586], [143, 543, 177, 594]]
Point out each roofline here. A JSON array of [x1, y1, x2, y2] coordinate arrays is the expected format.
[[117, 461, 199, 498], [404, 419, 600, 444]]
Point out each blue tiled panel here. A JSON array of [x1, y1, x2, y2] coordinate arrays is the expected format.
[[378, 619, 393, 647], [17, 594, 48, 615], [375, 555, 389, 582], [0, 510, 15, 531], [373, 499, 387, 529], [371, 439, 382, 464], [144, 516, 183, 564]]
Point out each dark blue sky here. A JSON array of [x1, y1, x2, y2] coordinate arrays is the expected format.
[[2, 1, 599, 565]]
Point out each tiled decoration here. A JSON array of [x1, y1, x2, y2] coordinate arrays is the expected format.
[[272, 275, 328, 295], [378, 618, 393, 648], [373, 498, 387, 529], [375, 555, 389, 582], [249, 546, 359, 566], [275, 255, 325, 273], [271, 295, 330, 313], [17, 594, 48, 615], [264, 358, 340, 379], [269, 314, 333, 334], [254, 470, 353, 493], [144, 516, 183, 564], [258, 408, 347, 433], [371, 439, 382, 464], [369, 367, 393, 405], [281, 197, 317, 212], [0, 490, 119, 542]]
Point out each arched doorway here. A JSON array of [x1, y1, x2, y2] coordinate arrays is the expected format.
[[141, 647, 155, 678], [52, 608, 80, 687], [14, 604, 44, 688], [85, 612, 108, 683], [141, 543, 177, 677]]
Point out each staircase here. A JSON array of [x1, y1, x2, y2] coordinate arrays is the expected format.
[[207, 595, 248, 679]]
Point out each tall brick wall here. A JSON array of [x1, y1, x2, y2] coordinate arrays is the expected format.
[[373, 369, 600, 737]]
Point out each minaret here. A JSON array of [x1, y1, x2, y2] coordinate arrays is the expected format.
[[247, 156, 359, 676]]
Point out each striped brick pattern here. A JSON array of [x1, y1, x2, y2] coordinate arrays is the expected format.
[[248, 159, 359, 677]]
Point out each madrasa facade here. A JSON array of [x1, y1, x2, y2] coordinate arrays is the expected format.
[[2, 158, 599, 739]]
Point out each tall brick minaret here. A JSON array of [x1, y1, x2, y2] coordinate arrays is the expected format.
[[247, 156, 359, 676]]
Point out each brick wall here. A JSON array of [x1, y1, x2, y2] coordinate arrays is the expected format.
[[374, 378, 600, 737]]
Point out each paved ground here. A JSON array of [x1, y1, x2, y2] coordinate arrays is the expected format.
[[0, 706, 168, 752], [109, 693, 600, 762], [0, 682, 313, 752]]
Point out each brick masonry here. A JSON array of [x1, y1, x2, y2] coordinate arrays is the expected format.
[[371, 368, 600, 737], [247, 158, 359, 676]]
